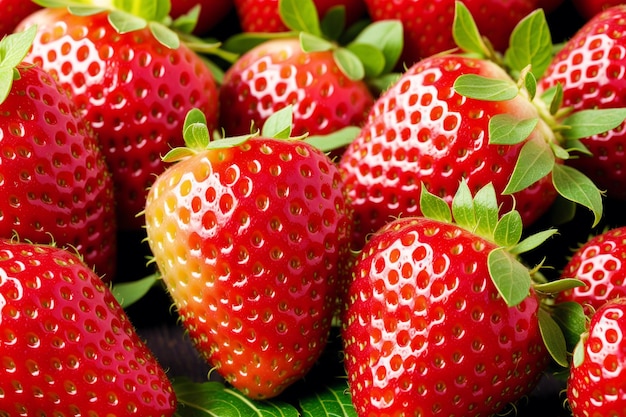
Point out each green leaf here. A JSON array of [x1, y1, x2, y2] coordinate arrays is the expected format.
[[149, 21, 180, 49], [262, 105, 293, 139], [503, 139, 555, 194], [66, 5, 108, 16], [550, 141, 572, 160], [493, 210, 523, 248], [184, 108, 208, 129], [451, 180, 476, 231], [171, 4, 200, 34], [172, 378, 300, 417], [222, 32, 297, 54], [552, 164, 603, 227], [504, 9, 552, 79], [538, 308, 569, 367], [111, 273, 160, 308], [279, 0, 321, 36], [419, 184, 452, 223], [452, 1, 487, 56], [305, 126, 360, 153], [572, 335, 586, 367], [509, 229, 558, 255], [533, 278, 585, 294], [542, 83, 563, 115], [0, 69, 14, 106], [562, 138, 592, 157], [162, 147, 197, 162], [345, 43, 385, 78], [207, 133, 254, 150], [562, 108, 626, 140], [454, 74, 519, 102], [488, 114, 538, 145], [352, 20, 403, 75], [473, 183, 499, 238], [488, 247, 532, 307], [333, 47, 365, 81], [524, 70, 537, 101], [300, 32, 333, 53], [184, 123, 211, 149], [108, 10, 148, 33], [0, 25, 37, 70], [319, 5, 346, 41], [299, 380, 357, 417]]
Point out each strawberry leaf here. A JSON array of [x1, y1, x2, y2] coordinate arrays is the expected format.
[[0, 25, 37, 105], [320, 5, 346, 41], [300, 32, 333, 53], [170, 4, 200, 34], [561, 108, 626, 140], [262, 105, 293, 138], [572, 335, 586, 367], [504, 9, 552, 79], [149, 21, 180, 49], [111, 273, 160, 308], [452, 1, 488, 57], [333, 48, 365, 81], [305, 126, 360, 152], [279, 0, 322, 37], [493, 210, 523, 248], [488, 114, 538, 145], [298, 380, 357, 417], [487, 247, 532, 307], [451, 180, 476, 231], [345, 43, 385, 78], [538, 308, 569, 367], [524, 70, 537, 101], [108, 10, 147, 33], [222, 32, 297, 55], [533, 278, 585, 294], [65, 5, 107, 16], [552, 164, 603, 227], [509, 229, 557, 255], [473, 183, 499, 238], [351, 20, 403, 75], [454, 74, 519, 101], [503, 138, 555, 194], [551, 301, 587, 353], [419, 184, 452, 223]]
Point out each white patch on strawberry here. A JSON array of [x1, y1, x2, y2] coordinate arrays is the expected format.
[[0, 265, 23, 325]]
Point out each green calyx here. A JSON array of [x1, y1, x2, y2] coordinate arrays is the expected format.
[[450, 1, 626, 227], [0, 25, 37, 105], [222, 0, 403, 85]]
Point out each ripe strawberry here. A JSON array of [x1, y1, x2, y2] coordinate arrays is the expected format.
[[556, 226, 626, 316], [571, 0, 624, 20], [364, 0, 538, 67], [540, 5, 626, 202], [0, 0, 40, 36], [144, 108, 353, 399], [0, 238, 176, 416], [18, 1, 220, 231], [567, 298, 626, 416], [0, 26, 117, 280], [233, 0, 366, 33], [342, 181, 561, 417]]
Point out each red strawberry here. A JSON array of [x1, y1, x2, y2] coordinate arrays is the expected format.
[[144, 108, 353, 399], [571, 0, 624, 20], [364, 0, 539, 67], [556, 226, 626, 316], [342, 181, 561, 416], [0, 27, 117, 281], [567, 297, 626, 416], [17, 2, 220, 231], [540, 5, 626, 202], [233, 0, 366, 33], [0, 0, 40, 36], [0, 238, 176, 416]]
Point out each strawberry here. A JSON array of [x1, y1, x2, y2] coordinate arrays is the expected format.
[[571, 0, 624, 20], [144, 107, 353, 399], [0, 238, 176, 416], [567, 297, 626, 416], [364, 0, 539, 67], [0, 0, 40, 37], [18, 0, 220, 231], [342, 180, 566, 416], [339, 3, 621, 251], [540, 4, 626, 202], [233, 0, 366, 33], [0, 26, 117, 280], [556, 226, 626, 316]]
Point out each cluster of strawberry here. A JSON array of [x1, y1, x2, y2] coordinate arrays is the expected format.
[[1, 0, 626, 416]]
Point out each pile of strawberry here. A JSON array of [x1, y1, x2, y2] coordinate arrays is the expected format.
[[3, 0, 626, 416]]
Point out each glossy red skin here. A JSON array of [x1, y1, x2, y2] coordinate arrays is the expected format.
[[233, 0, 366, 32], [540, 5, 626, 201], [0, 65, 117, 281], [342, 217, 549, 417], [169, 0, 234, 35], [145, 138, 353, 399], [219, 38, 375, 137], [556, 226, 626, 315], [339, 55, 557, 251], [17, 8, 220, 231], [568, 298, 626, 416], [364, 0, 538, 67], [572, 0, 624, 20], [0, 239, 176, 416], [0, 0, 40, 36]]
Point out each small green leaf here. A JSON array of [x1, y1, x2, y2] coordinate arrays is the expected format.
[[538, 308, 569, 367], [319, 5, 346, 41], [454, 74, 519, 102], [222, 32, 297, 54], [162, 147, 197, 162], [111, 273, 160, 308], [562, 108, 626, 140], [345, 43, 385, 78], [149, 22, 180, 49], [503, 138, 555, 194], [299, 380, 357, 417], [488, 114, 538, 145], [572, 335, 586, 367], [488, 247, 532, 307], [545, 83, 563, 115], [552, 164, 603, 227], [419, 184, 452, 223], [184, 108, 208, 129], [473, 183, 499, 238], [352, 20, 403, 75], [108, 10, 147, 33], [562, 138, 592, 156], [184, 123, 210, 149], [524, 70, 537, 101], [66, 5, 108, 16], [493, 210, 523, 248], [207, 133, 254, 150], [0, 69, 14, 106], [170, 4, 200, 34], [300, 32, 333, 53], [333, 48, 365, 81], [550, 141, 572, 160], [509, 229, 558, 255], [262, 105, 293, 139], [504, 9, 552, 79], [533, 279, 585, 294], [451, 180, 476, 231], [279, 0, 321, 36], [305, 126, 360, 153], [452, 1, 487, 56], [0, 25, 37, 70]]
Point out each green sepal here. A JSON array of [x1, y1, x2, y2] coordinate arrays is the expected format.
[[222, 32, 298, 54], [148, 21, 180, 49], [540, 84, 563, 116], [279, 0, 322, 37], [504, 9, 552, 80], [65, 5, 107, 16], [552, 164, 603, 227], [350, 20, 403, 75], [538, 308, 569, 367], [333, 47, 365, 81], [111, 273, 160, 308], [0, 25, 37, 105], [454, 74, 519, 102], [572, 333, 586, 367], [169, 4, 200, 34], [488, 247, 532, 307], [344, 43, 385, 79], [111, 0, 171, 23], [473, 183, 499, 238], [108, 10, 147, 34], [562, 138, 592, 156], [533, 278, 585, 294], [452, 1, 488, 57], [319, 5, 346, 41], [561, 108, 626, 140], [419, 184, 452, 223], [488, 114, 538, 145], [300, 31, 333, 53], [503, 138, 555, 194], [509, 229, 558, 256], [550, 141, 573, 160], [305, 126, 360, 153], [262, 105, 294, 138], [493, 210, 523, 248], [450, 180, 475, 231]]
